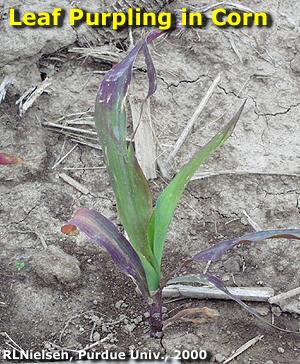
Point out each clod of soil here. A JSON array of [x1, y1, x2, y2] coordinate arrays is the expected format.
[[31, 245, 81, 286]]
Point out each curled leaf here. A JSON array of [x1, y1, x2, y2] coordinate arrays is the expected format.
[[193, 229, 300, 262], [0, 152, 24, 165], [62, 208, 150, 297]]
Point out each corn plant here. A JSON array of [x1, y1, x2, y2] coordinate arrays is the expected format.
[[62, 31, 300, 338]]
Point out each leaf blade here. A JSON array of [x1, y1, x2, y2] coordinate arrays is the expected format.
[[149, 101, 246, 270], [61, 208, 151, 296], [193, 228, 300, 262], [94, 31, 162, 265]]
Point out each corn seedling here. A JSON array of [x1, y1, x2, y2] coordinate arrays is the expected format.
[[62, 31, 300, 338]]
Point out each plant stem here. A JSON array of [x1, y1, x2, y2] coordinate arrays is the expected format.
[[149, 289, 163, 339]]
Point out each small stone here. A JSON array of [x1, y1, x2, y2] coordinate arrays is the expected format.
[[44, 342, 52, 350], [90, 315, 101, 324], [119, 314, 126, 321], [93, 300, 98, 305], [115, 300, 124, 309], [144, 312, 150, 318], [271, 306, 282, 317], [291, 54, 300, 74], [125, 323, 136, 332], [222, 274, 231, 282], [215, 353, 226, 363], [93, 332, 100, 342], [102, 324, 108, 333], [256, 306, 269, 316], [265, 361, 274, 364], [223, 256, 241, 273], [162, 306, 168, 314], [277, 347, 285, 354], [133, 315, 143, 324], [109, 336, 118, 344]]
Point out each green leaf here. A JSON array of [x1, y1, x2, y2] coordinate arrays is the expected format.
[[94, 39, 156, 261], [94, 32, 164, 294], [148, 101, 246, 272]]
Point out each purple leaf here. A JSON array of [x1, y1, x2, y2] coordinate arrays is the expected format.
[[61, 208, 149, 297], [204, 274, 298, 334], [193, 229, 300, 262], [170, 273, 299, 334], [0, 152, 24, 165], [97, 30, 163, 114]]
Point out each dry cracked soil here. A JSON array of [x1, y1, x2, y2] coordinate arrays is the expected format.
[[1, 0, 300, 363]]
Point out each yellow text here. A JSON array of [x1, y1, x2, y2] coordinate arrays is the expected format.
[[212, 8, 269, 27], [9, 8, 63, 27]]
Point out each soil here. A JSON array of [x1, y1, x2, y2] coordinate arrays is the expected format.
[[1, 1, 300, 363]]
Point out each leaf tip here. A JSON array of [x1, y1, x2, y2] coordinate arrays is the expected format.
[[61, 224, 80, 236], [0, 152, 24, 165]]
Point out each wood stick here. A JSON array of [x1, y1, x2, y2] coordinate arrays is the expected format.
[[242, 210, 262, 232], [71, 139, 102, 150], [268, 287, 300, 305], [0, 75, 13, 103], [61, 167, 105, 170], [223, 335, 264, 364], [227, 32, 243, 63], [69, 47, 123, 64], [53, 111, 93, 124], [34, 229, 48, 250], [59, 173, 89, 195], [16, 78, 51, 116], [52, 144, 78, 169], [44, 123, 132, 145], [66, 120, 94, 126], [47, 129, 99, 142], [42, 122, 97, 136], [161, 73, 221, 177], [191, 170, 300, 180], [199, 1, 255, 13], [163, 285, 274, 302]]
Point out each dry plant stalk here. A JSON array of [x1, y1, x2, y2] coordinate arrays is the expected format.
[[16, 78, 51, 116], [129, 90, 157, 180], [164, 307, 219, 328]]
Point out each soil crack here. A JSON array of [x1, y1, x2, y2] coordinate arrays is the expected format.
[[263, 189, 298, 197], [255, 102, 300, 117], [166, 74, 207, 89]]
